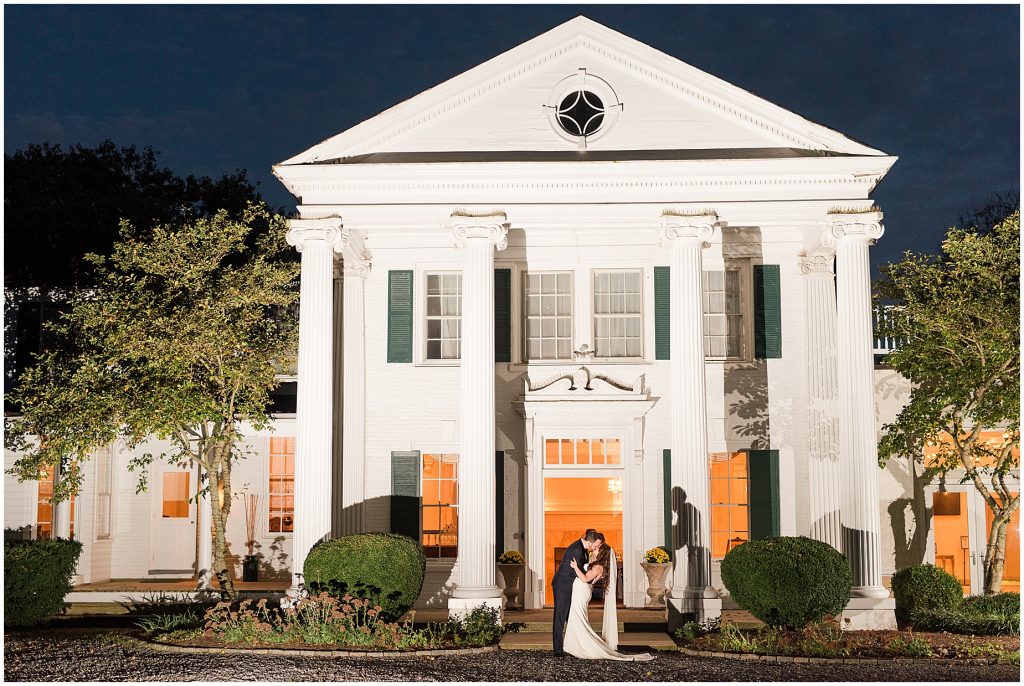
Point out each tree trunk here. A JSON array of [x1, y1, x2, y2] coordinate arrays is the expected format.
[[983, 511, 1011, 595], [208, 441, 236, 599]]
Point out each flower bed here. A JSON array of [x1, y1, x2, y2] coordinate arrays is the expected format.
[[674, 620, 1019, 663], [140, 593, 508, 652]]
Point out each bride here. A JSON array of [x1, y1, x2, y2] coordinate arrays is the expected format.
[[565, 536, 654, 661]]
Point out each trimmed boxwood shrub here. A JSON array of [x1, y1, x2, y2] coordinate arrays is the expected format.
[[303, 533, 425, 622], [963, 591, 1020, 617], [4, 538, 83, 627], [721, 536, 851, 629], [890, 563, 962, 628]]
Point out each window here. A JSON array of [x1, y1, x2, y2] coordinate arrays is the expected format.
[[95, 446, 113, 539], [421, 453, 458, 558], [161, 472, 191, 518], [703, 270, 743, 359], [269, 437, 295, 533], [593, 270, 642, 358], [556, 90, 606, 137], [710, 451, 749, 558], [544, 438, 621, 466], [426, 272, 461, 360], [36, 466, 75, 540], [524, 272, 573, 360]]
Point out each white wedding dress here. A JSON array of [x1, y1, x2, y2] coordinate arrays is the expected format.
[[562, 551, 654, 661]]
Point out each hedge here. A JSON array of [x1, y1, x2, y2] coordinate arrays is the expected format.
[[4, 538, 83, 627], [890, 564, 963, 628], [303, 533, 425, 622], [720, 536, 851, 629]]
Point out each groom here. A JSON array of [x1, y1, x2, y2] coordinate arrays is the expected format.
[[551, 528, 600, 657]]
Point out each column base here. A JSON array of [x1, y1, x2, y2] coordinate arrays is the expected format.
[[850, 585, 891, 599], [666, 593, 722, 630], [448, 596, 505, 622], [841, 596, 897, 631]]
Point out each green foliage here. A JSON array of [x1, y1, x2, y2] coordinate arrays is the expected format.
[[199, 594, 503, 649], [5, 201, 299, 597], [674, 616, 721, 641], [910, 599, 1020, 636], [963, 591, 1020, 616], [135, 608, 201, 633], [4, 539, 83, 627], [720, 536, 852, 629], [875, 211, 1020, 593], [888, 635, 933, 657], [890, 564, 963, 627], [303, 534, 425, 622]]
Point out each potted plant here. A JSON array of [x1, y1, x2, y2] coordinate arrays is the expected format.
[[641, 546, 672, 607], [497, 550, 525, 609], [242, 494, 259, 582]]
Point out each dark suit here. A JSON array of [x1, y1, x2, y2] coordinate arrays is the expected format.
[[551, 539, 588, 654]]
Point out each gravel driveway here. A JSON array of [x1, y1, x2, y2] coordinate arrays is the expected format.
[[4, 628, 1019, 682]]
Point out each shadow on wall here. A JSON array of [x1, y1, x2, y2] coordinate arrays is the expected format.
[[886, 456, 933, 570], [670, 484, 711, 590]]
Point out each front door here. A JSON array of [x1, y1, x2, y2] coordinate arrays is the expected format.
[[929, 485, 1020, 595], [150, 465, 197, 574], [542, 437, 625, 606]]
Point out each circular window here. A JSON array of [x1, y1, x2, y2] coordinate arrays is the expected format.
[[544, 70, 622, 148], [556, 90, 605, 137]]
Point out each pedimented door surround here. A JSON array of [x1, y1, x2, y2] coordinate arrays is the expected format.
[[515, 365, 656, 608]]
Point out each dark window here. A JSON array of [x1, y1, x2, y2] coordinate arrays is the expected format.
[[557, 90, 605, 136]]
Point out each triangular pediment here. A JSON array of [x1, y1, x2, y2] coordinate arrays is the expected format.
[[281, 16, 886, 166]]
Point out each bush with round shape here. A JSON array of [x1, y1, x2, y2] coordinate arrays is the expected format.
[[303, 533, 425, 622], [4, 538, 83, 627], [720, 536, 852, 630], [890, 563, 963, 628]]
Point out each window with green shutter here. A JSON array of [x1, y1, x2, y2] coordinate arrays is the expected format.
[[654, 267, 670, 360], [754, 265, 782, 359], [748, 449, 780, 540], [494, 269, 511, 363], [390, 451, 420, 540], [387, 270, 414, 363]]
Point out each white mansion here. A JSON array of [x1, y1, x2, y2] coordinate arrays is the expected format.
[[5, 17, 1018, 630]]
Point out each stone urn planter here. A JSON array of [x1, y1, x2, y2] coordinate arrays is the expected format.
[[641, 562, 671, 607], [497, 564, 525, 609]]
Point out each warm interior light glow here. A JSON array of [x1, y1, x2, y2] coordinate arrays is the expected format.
[[544, 477, 623, 606]]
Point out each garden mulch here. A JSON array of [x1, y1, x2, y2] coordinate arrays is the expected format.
[[4, 626, 1020, 682], [683, 628, 1020, 660]]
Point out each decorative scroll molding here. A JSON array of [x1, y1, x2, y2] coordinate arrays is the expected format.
[[824, 211, 885, 247], [449, 211, 509, 250], [525, 367, 646, 397], [659, 211, 721, 248], [799, 253, 835, 276], [286, 217, 347, 253]]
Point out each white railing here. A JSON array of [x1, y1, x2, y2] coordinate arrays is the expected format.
[[872, 305, 904, 356]]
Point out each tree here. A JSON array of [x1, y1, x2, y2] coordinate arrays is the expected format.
[[875, 210, 1020, 594], [4, 141, 267, 292], [5, 202, 298, 598]]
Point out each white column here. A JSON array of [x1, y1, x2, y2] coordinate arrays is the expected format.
[[801, 253, 843, 552], [447, 212, 507, 617], [660, 213, 721, 626], [828, 212, 888, 598], [197, 467, 213, 590], [53, 460, 72, 540], [341, 256, 370, 536], [286, 217, 347, 595]]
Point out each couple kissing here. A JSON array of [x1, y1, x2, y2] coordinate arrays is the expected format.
[[551, 529, 654, 661]]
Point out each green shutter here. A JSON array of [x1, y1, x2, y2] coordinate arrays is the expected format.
[[495, 451, 505, 555], [494, 269, 511, 363], [390, 451, 420, 540], [387, 270, 413, 363], [754, 265, 782, 359], [663, 449, 673, 553], [655, 266, 671, 360], [748, 449, 780, 540]]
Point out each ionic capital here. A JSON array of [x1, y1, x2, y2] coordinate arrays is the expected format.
[[449, 212, 509, 250], [800, 253, 835, 276], [286, 217, 347, 253], [333, 255, 372, 280], [824, 211, 885, 247], [659, 211, 721, 249]]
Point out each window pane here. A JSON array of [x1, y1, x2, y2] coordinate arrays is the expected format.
[[606, 440, 621, 464], [561, 439, 574, 464], [575, 440, 590, 464], [427, 341, 441, 359], [545, 440, 559, 464], [162, 472, 190, 518], [427, 274, 440, 294], [423, 507, 440, 530]]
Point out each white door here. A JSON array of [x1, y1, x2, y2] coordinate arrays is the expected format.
[[150, 465, 197, 574]]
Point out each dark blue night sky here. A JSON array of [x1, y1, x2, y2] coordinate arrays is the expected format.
[[5, 4, 1019, 270]]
